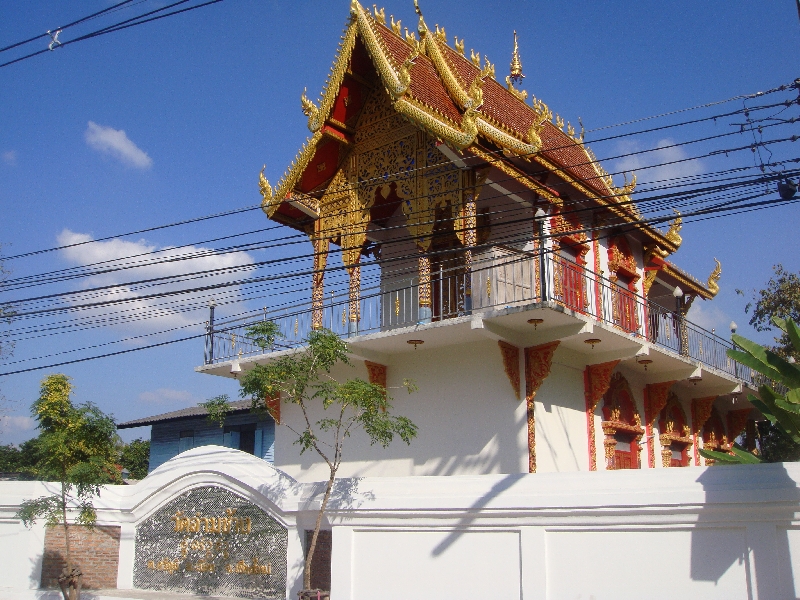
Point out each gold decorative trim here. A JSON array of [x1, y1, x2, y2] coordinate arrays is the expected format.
[[645, 380, 676, 468], [394, 96, 477, 149], [304, 22, 358, 133], [661, 263, 715, 300], [259, 131, 324, 218], [469, 146, 560, 205], [691, 396, 716, 466], [476, 118, 540, 156], [524, 341, 561, 473], [534, 146, 676, 252], [584, 360, 620, 471], [423, 33, 473, 109], [351, 1, 411, 100], [707, 258, 722, 297], [665, 209, 683, 247]]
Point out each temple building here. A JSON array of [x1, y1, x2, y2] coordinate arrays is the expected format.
[[196, 1, 755, 482]]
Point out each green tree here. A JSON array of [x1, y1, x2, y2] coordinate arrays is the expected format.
[[231, 328, 417, 597], [701, 317, 800, 465], [739, 264, 800, 359], [0, 443, 21, 472], [0, 438, 42, 478], [119, 438, 150, 480], [16, 375, 121, 600]]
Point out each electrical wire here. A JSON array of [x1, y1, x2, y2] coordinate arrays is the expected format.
[[0, 0, 223, 70], [3, 84, 795, 264]]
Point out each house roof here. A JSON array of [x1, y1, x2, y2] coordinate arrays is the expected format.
[[258, 1, 681, 253], [117, 400, 253, 429]]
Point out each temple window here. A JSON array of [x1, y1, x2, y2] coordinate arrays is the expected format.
[[701, 406, 729, 465], [601, 373, 644, 470], [658, 394, 693, 467], [550, 208, 589, 313], [606, 236, 641, 334]]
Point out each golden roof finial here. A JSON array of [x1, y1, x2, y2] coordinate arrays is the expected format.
[[413, 0, 427, 33], [509, 30, 523, 84]]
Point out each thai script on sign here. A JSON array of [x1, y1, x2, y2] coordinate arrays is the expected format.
[[226, 557, 273, 575], [171, 508, 251, 534], [147, 558, 181, 574], [180, 537, 230, 559]]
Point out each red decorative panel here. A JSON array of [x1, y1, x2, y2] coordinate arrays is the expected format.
[[498, 341, 521, 400], [691, 396, 717, 465], [583, 360, 620, 471], [364, 360, 387, 389], [727, 408, 753, 442], [266, 392, 281, 425], [300, 139, 340, 192], [331, 75, 365, 127], [644, 380, 676, 468]]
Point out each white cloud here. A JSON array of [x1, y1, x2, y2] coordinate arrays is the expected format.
[[0, 415, 35, 433], [2, 150, 16, 166], [138, 388, 196, 404], [687, 301, 730, 335], [56, 229, 255, 332], [84, 121, 152, 169], [614, 138, 704, 186]]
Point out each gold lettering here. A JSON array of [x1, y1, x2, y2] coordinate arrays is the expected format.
[[189, 514, 201, 533], [224, 557, 270, 575]]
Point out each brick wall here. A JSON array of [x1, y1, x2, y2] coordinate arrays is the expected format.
[[41, 525, 121, 589], [305, 529, 332, 592]]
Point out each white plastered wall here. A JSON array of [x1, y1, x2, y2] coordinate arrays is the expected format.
[[273, 338, 528, 481]]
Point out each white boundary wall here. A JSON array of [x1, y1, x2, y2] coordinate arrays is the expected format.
[[1, 446, 799, 600]]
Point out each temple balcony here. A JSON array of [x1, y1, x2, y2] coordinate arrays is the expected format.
[[196, 252, 755, 398]]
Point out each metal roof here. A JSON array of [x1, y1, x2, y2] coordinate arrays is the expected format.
[[117, 400, 253, 429]]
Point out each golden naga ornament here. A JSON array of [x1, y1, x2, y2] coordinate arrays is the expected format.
[[300, 88, 320, 131], [258, 166, 275, 213], [707, 258, 722, 296], [665, 209, 683, 248]]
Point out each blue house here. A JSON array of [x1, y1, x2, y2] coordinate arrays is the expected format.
[[117, 400, 275, 473]]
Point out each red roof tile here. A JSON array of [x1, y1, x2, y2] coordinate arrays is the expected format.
[[371, 20, 463, 125]]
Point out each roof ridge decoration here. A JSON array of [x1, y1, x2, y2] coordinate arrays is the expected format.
[[352, 0, 480, 149], [665, 209, 683, 248], [302, 22, 359, 134], [259, 131, 323, 218], [257, 2, 680, 253], [420, 23, 541, 156], [506, 30, 528, 101], [707, 258, 722, 296]]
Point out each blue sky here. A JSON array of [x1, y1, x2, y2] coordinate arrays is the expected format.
[[1, 0, 798, 444]]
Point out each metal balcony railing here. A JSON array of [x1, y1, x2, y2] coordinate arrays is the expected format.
[[203, 251, 758, 387]]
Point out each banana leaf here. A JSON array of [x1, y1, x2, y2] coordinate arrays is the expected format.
[[699, 444, 762, 464], [731, 335, 800, 388], [759, 385, 800, 443]]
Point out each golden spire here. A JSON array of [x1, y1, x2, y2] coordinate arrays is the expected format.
[[509, 30, 523, 83]]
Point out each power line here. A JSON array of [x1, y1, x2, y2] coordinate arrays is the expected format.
[[4, 83, 795, 264], [0, 0, 136, 54], [2, 188, 797, 377], [0, 0, 224, 70], [7, 179, 796, 319]]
